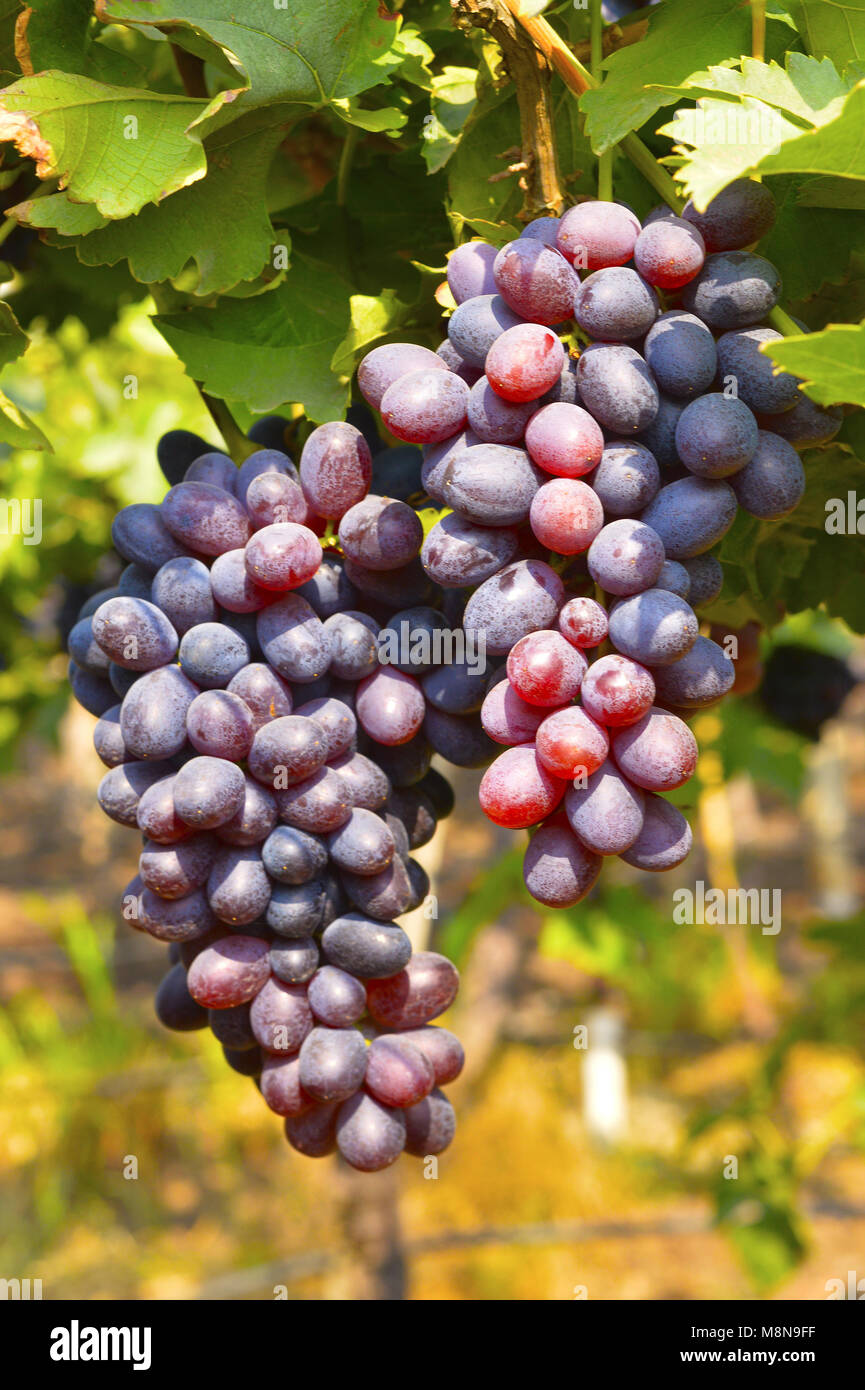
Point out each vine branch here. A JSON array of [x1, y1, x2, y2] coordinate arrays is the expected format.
[[452, 0, 564, 220]]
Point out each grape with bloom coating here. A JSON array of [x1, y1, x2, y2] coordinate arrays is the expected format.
[[557, 596, 608, 649], [299, 421, 372, 519], [611, 707, 699, 791], [356, 669, 425, 746], [478, 744, 566, 829], [493, 237, 579, 325], [557, 200, 640, 270], [535, 706, 609, 779], [523, 819, 602, 907], [565, 761, 645, 855], [380, 369, 469, 445], [587, 519, 665, 597], [580, 654, 655, 728], [358, 343, 447, 410], [480, 678, 547, 745], [634, 216, 705, 289], [463, 560, 565, 656], [524, 402, 604, 478], [486, 324, 565, 403], [507, 630, 587, 707], [530, 477, 604, 554]]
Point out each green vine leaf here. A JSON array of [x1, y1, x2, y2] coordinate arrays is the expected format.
[[763, 322, 865, 407], [788, 0, 865, 69], [96, 0, 409, 136], [154, 253, 354, 422], [580, 0, 752, 154], [16, 0, 141, 84], [0, 72, 222, 217]]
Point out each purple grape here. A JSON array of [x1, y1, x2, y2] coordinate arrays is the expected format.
[[336, 1093, 406, 1170], [358, 343, 448, 410], [120, 666, 198, 760], [365, 952, 459, 1028], [210, 549, 272, 613], [650, 635, 736, 708], [443, 443, 541, 526], [463, 559, 565, 656], [576, 343, 659, 435], [610, 707, 698, 791], [262, 824, 328, 884], [466, 375, 538, 444], [447, 293, 522, 369], [248, 714, 327, 787], [446, 241, 498, 303], [214, 776, 278, 847], [321, 913, 412, 979], [285, 1102, 339, 1157], [140, 835, 217, 900], [640, 477, 738, 558], [178, 622, 250, 689], [421, 512, 518, 588], [681, 251, 781, 330], [757, 395, 841, 449], [729, 429, 805, 519], [262, 1055, 314, 1117], [151, 556, 218, 633], [682, 178, 776, 252], [380, 369, 469, 445], [207, 846, 272, 925], [397, 1026, 464, 1085], [338, 495, 423, 571], [643, 310, 717, 399], [681, 555, 723, 607], [715, 328, 800, 415], [564, 761, 645, 855], [523, 820, 602, 907], [186, 690, 254, 760], [93, 704, 128, 767], [111, 502, 187, 573], [173, 756, 246, 829], [91, 596, 178, 670], [226, 663, 293, 731], [574, 266, 659, 341], [298, 1026, 368, 1102], [184, 451, 237, 492], [250, 977, 314, 1053], [275, 765, 352, 833], [307, 965, 367, 1027], [591, 441, 660, 516], [269, 937, 320, 985], [235, 449, 299, 507], [365, 1035, 434, 1108], [299, 421, 372, 519], [655, 560, 691, 600], [155, 964, 209, 1032], [675, 393, 758, 478], [295, 555, 358, 619], [493, 237, 578, 325], [327, 808, 395, 875], [329, 750, 390, 810], [139, 886, 218, 943], [587, 519, 666, 597], [322, 610, 379, 680], [403, 1088, 456, 1157], [608, 588, 699, 666], [161, 481, 252, 556], [257, 593, 331, 683], [356, 668, 425, 746]]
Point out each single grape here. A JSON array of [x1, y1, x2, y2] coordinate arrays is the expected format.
[[715, 327, 800, 415], [463, 560, 564, 656], [520, 215, 561, 247], [285, 1102, 339, 1157], [340, 854, 416, 920], [681, 555, 723, 607], [591, 440, 660, 517], [173, 756, 247, 829], [327, 808, 395, 876], [184, 451, 237, 493], [186, 690, 254, 760], [152, 556, 218, 633], [478, 744, 565, 828], [186, 935, 271, 1009], [493, 237, 579, 325], [421, 512, 518, 588], [380, 369, 469, 445], [178, 622, 250, 689], [639, 477, 738, 558], [111, 503, 187, 573], [446, 240, 498, 303], [682, 178, 776, 252], [155, 963, 209, 1032], [650, 634, 736, 708], [535, 704, 608, 778], [436, 337, 482, 386], [608, 588, 699, 667], [336, 1093, 406, 1171], [620, 793, 693, 871], [298, 1026, 368, 1102], [138, 886, 218, 943], [557, 596, 608, 649], [329, 749, 391, 810], [257, 594, 331, 683], [580, 653, 655, 727], [338, 495, 423, 571], [299, 421, 372, 519], [729, 429, 805, 519], [261, 1054, 315, 1117], [675, 393, 758, 478], [638, 393, 686, 468], [117, 566, 154, 600], [756, 395, 842, 449], [250, 977, 314, 1054], [681, 251, 781, 330], [576, 343, 659, 435], [356, 668, 425, 746], [209, 1002, 258, 1051], [307, 965, 367, 1028], [365, 1035, 435, 1108], [643, 310, 717, 399], [93, 704, 128, 768], [480, 678, 547, 745], [276, 765, 352, 834], [136, 774, 191, 843], [507, 630, 587, 707], [557, 200, 640, 270], [655, 559, 691, 600], [139, 834, 217, 902], [403, 1088, 456, 1158], [485, 323, 565, 403], [371, 444, 424, 501], [610, 706, 698, 791], [565, 761, 645, 855], [524, 402, 604, 478], [386, 787, 437, 848], [587, 518, 665, 597], [120, 666, 198, 761], [529, 477, 604, 554], [321, 913, 412, 979], [156, 429, 213, 486], [358, 342, 448, 410], [207, 847, 272, 925], [266, 876, 339, 937], [261, 824, 327, 885], [235, 449, 300, 507], [91, 596, 178, 671], [160, 481, 251, 556], [523, 819, 602, 906], [365, 951, 459, 1029], [421, 657, 491, 716], [443, 443, 541, 527], [294, 555, 358, 619], [466, 375, 538, 444], [574, 266, 659, 341], [634, 214, 705, 289]]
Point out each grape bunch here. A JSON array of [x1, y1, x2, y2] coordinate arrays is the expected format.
[[357, 179, 839, 909], [67, 417, 467, 1172]]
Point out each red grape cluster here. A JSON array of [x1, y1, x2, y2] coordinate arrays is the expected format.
[[357, 181, 839, 909], [67, 420, 466, 1172]]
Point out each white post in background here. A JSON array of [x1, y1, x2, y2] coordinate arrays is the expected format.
[[582, 1005, 629, 1146]]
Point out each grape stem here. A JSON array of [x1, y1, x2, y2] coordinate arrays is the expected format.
[[590, 1, 613, 201], [767, 305, 802, 338], [751, 0, 767, 63], [198, 390, 257, 463], [453, 0, 565, 218], [495, 0, 684, 212]]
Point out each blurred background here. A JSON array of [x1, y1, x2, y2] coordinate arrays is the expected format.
[[1, 304, 865, 1301]]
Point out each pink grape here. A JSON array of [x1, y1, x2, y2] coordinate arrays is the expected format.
[[557, 200, 640, 271], [480, 677, 548, 745], [529, 478, 604, 554], [299, 421, 372, 520], [485, 324, 565, 403], [244, 523, 322, 591], [611, 706, 699, 791], [506, 630, 587, 707], [186, 935, 270, 1009], [356, 668, 425, 746], [358, 343, 447, 409], [557, 596, 608, 649], [524, 402, 604, 478], [580, 654, 656, 728], [380, 369, 469, 444], [478, 744, 566, 829], [535, 706, 609, 779]]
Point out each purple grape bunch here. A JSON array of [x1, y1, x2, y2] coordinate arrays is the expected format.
[[68, 417, 470, 1172], [356, 180, 839, 910]]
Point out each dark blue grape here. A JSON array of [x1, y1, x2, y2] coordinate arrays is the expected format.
[[576, 344, 659, 435], [643, 310, 717, 398]]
